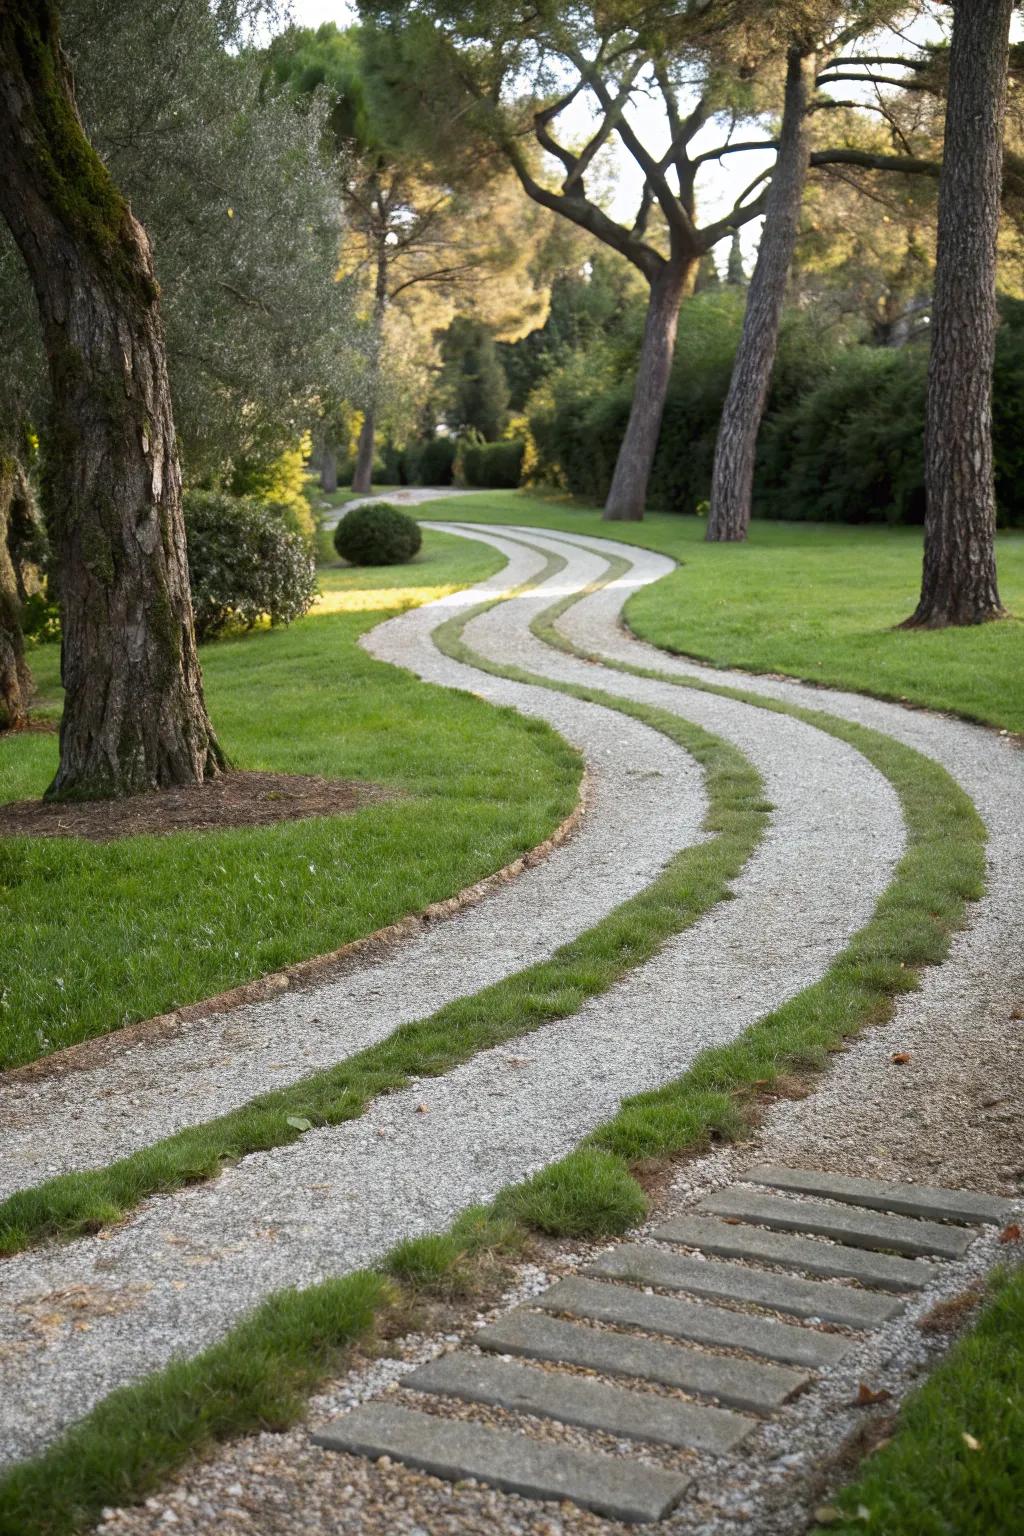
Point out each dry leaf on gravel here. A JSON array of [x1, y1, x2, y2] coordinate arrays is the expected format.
[[998, 1223, 1021, 1244], [890, 1051, 912, 1065], [853, 1382, 892, 1406]]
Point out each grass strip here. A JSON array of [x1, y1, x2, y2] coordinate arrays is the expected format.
[[0, 556, 766, 1257], [813, 1265, 1024, 1536], [0, 531, 988, 1536]]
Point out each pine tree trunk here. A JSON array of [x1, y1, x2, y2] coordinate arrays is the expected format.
[[319, 445, 338, 494], [904, 0, 1011, 628], [0, 459, 32, 731], [351, 408, 376, 495], [604, 257, 693, 521], [0, 2, 222, 796], [352, 243, 388, 495], [707, 47, 816, 543]]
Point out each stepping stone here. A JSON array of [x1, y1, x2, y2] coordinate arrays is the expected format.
[[652, 1215, 935, 1291], [699, 1188, 972, 1260], [312, 1401, 689, 1523], [406, 1351, 754, 1454], [587, 1245, 903, 1329], [747, 1166, 1013, 1227], [477, 1308, 808, 1413], [536, 1276, 850, 1369]]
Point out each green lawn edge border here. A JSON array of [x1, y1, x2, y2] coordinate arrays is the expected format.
[[0, 528, 987, 1536], [0, 548, 766, 1258], [812, 1263, 1024, 1536]]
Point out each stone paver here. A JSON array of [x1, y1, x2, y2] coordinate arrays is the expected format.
[[586, 1245, 904, 1328], [406, 1352, 754, 1453], [477, 1308, 809, 1413], [651, 1214, 938, 1290], [747, 1165, 1013, 1226], [312, 1401, 690, 1523], [699, 1188, 973, 1259], [535, 1277, 850, 1369]]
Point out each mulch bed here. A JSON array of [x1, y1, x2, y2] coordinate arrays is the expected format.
[[0, 770, 395, 843]]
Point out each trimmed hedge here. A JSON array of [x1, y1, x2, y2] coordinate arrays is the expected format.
[[462, 439, 525, 489], [184, 491, 317, 640], [333, 502, 423, 565], [539, 292, 1024, 526]]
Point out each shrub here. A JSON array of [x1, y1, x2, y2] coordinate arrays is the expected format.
[[462, 438, 525, 489], [416, 437, 456, 486], [184, 490, 317, 641], [333, 502, 422, 566]]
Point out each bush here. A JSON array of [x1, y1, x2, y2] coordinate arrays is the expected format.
[[333, 502, 423, 566], [416, 437, 456, 486], [184, 490, 317, 640], [462, 438, 525, 489], [538, 287, 1024, 525]]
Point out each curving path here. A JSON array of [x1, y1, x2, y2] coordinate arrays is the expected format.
[[0, 527, 919, 1469], [0, 538, 705, 1197]]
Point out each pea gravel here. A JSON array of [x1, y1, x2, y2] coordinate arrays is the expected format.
[[0, 528, 903, 1473], [0, 536, 704, 1198]]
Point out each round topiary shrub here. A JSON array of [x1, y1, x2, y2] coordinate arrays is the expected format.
[[184, 490, 318, 641], [333, 502, 422, 566]]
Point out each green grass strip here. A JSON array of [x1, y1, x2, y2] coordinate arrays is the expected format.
[[813, 1265, 1024, 1536], [0, 554, 766, 1258], [0, 530, 988, 1536]]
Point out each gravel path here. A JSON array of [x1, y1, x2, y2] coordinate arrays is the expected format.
[[0, 529, 903, 1471], [0, 538, 705, 1197]]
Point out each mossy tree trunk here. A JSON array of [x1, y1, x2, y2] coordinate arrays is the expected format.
[[904, 0, 1012, 628], [0, 457, 34, 730], [707, 47, 816, 544], [0, 1, 222, 796]]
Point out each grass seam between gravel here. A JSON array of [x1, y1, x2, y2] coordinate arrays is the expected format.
[[0, 548, 765, 1259], [0, 529, 987, 1536]]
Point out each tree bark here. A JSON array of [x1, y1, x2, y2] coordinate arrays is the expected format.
[[319, 445, 338, 494], [603, 257, 694, 521], [351, 240, 388, 495], [904, 0, 1012, 628], [0, 458, 34, 730], [707, 48, 816, 543], [0, 2, 222, 796]]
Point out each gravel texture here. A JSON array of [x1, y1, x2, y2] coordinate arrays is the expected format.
[[0, 538, 704, 1197], [0, 528, 903, 1471], [79, 526, 1022, 1536]]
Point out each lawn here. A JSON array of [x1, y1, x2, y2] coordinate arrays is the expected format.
[[419, 492, 1024, 735], [818, 1265, 1024, 1536], [0, 529, 580, 1069]]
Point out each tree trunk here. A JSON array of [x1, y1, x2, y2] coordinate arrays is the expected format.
[[707, 47, 816, 543], [0, 2, 222, 796], [904, 0, 1012, 628], [319, 445, 338, 494], [351, 241, 388, 495], [351, 407, 377, 495], [0, 458, 33, 730], [603, 257, 694, 521]]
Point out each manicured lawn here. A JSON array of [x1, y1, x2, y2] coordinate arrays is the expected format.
[[0, 530, 580, 1069], [817, 1265, 1024, 1536], [418, 492, 1024, 735]]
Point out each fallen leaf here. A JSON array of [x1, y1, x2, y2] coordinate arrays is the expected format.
[[285, 1115, 312, 1133], [856, 1508, 872, 1524], [891, 1052, 912, 1065], [962, 1432, 982, 1452], [814, 1508, 842, 1526], [416, 1102, 429, 1114], [998, 1223, 1021, 1244], [854, 1383, 892, 1407]]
